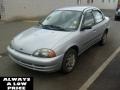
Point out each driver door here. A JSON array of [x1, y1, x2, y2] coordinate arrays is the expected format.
[[79, 10, 97, 52]]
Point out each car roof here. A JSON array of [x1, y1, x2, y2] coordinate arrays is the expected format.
[[57, 6, 98, 11]]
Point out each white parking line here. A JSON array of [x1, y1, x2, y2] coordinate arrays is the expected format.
[[79, 46, 120, 90]]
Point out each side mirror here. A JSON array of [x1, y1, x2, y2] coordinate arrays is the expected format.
[[81, 26, 92, 31]]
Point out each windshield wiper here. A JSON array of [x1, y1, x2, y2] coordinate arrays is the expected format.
[[42, 25, 66, 31]]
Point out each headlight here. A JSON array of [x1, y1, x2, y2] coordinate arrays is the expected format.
[[33, 48, 56, 58]]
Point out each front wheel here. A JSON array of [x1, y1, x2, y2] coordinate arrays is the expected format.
[[61, 49, 78, 74]]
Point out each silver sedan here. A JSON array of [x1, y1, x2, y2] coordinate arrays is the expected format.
[[7, 6, 110, 73]]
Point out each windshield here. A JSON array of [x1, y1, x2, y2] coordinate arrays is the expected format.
[[40, 10, 82, 31]]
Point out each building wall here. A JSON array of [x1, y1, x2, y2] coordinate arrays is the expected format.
[[118, 0, 120, 6], [3, 0, 76, 20], [2, 0, 119, 20], [0, 0, 4, 19], [79, 0, 118, 9]]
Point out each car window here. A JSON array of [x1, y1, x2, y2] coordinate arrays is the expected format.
[[42, 10, 82, 31], [92, 10, 104, 23], [82, 11, 95, 27]]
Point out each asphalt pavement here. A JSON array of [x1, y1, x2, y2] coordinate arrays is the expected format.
[[0, 10, 120, 90], [88, 52, 120, 90]]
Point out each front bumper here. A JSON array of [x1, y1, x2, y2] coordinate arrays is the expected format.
[[7, 46, 64, 72]]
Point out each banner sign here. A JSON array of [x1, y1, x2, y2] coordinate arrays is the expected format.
[[0, 77, 33, 90]]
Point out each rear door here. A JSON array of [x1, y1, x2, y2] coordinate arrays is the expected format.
[[92, 9, 106, 41]]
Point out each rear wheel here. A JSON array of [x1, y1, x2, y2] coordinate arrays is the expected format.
[[99, 31, 108, 46], [114, 16, 117, 21], [61, 49, 77, 73]]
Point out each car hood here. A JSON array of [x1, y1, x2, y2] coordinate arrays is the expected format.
[[12, 27, 72, 54]]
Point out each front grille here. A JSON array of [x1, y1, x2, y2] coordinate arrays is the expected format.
[[15, 49, 31, 56], [9, 44, 31, 56]]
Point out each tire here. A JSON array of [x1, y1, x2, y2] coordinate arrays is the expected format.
[[114, 16, 117, 21], [61, 49, 78, 74], [99, 32, 108, 46]]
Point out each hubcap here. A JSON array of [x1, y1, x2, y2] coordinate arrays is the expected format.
[[65, 53, 76, 71]]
